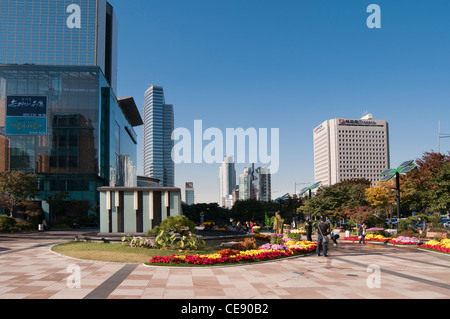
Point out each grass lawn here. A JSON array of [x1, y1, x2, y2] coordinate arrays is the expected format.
[[52, 241, 221, 264]]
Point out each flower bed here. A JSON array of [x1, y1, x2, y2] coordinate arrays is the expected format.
[[254, 233, 270, 242], [420, 239, 450, 254], [147, 241, 317, 266], [342, 236, 360, 242], [342, 234, 389, 243], [388, 236, 420, 246], [365, 234, 389, 242]]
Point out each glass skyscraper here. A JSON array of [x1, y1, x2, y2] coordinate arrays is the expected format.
[[219, 155, 236, 207], [185, 182, 194, 205], [0, 1, 141, 223], [143, 85, 174, 187], [0, 0, 118, 93]]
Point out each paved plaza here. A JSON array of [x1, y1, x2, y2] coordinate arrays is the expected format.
[[0, 230, 449, 300]]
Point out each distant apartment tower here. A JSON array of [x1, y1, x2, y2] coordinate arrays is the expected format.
[[313, 114, 390, 187], [185, 182, 195, 205], [143, 85, 174, 186], [239, 165, 271, 201], [219, 155, 236, 207]]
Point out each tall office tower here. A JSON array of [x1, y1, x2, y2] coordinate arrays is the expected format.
[[256, 167, 271, 202], [238, 166, 252, 201], [219, 155, 236, 207], [143, 85, 174, 187], [0, 0, 118, 93], [239, 166, 271, 201], [185, 182, 195, 205], [313, 114, 390, 187], [0, 0, 142, 220]]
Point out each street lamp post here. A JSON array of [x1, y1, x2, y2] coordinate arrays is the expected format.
[[294, 182, 310, 195], [379, 160, 417, 226], [298, 181, 322, 199]]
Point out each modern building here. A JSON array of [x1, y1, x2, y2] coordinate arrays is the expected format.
[[185, 182, 195, 205], [313, 113, 390, 187], [0, 0, 118, 94], [143, 85, 174, 187], [219, 155, 236, 207], [238, 166, 253, 201], [0, 1, 142, 222], [257, 166, 271, 202], [238, 165, 271, 202]]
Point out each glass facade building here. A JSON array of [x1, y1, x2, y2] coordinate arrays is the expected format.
[[0, 1, 140, 222], [0, 64, 140, 220], [143, 85, 174, 187], [0, 0, 118, 93]]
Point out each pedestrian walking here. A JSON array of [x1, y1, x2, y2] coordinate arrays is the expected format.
[[316, 217, 330, 257], [358, 222, 367, 245], [305, 220, 312, 242]]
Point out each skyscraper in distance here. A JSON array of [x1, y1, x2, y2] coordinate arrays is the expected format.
[[219, 155, 236, 207], [143, 85, 174, 186], [313, 113, 390, 187], [185, 182, 195, 205]]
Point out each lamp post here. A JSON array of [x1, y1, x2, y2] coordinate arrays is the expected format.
[[379, 160, 417, 226], [438, 121, 450, 154], [298, 181, 322, 199], [294, 182, 310, 195]]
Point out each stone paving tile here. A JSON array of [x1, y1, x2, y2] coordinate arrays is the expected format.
[[0, 231, 449, 300]]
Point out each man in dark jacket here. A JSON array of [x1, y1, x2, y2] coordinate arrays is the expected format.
[[358, 223, 367, 245], [316, 217, 330, 257]]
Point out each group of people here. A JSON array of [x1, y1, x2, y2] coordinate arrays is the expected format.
[[235, 220, 256, 233], [311, 218, 367, 257]]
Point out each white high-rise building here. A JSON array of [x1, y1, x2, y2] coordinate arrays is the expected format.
[[313, 114, 390, 187], [219, 155, 236, 207]]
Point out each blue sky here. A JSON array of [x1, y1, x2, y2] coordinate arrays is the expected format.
[[108, 0, 450, 203]]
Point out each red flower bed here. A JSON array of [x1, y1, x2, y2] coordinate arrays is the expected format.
[[342, 236, 359, 242], [420, 244, 450, 253], [147, 243, 318, 266]]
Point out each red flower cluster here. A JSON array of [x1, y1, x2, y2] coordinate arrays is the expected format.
[[216, 248, 240, 256], [147, 243, 318, 266], [420, 244, 450, 253], [388, 239, 418, 246], [254, 233, 270, 242], [342, 236, 359, 242]]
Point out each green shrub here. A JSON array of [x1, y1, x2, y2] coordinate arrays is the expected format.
[[147, 215, 197, 237], [0, 215, 17, 232]]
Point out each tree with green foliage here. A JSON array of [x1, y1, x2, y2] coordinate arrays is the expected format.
[[0, 171, 40, 217], [402, 152, 450, 214], [298, 179, 371, 223]]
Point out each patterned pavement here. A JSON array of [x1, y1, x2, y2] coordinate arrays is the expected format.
[[0, 230, 449, 300]]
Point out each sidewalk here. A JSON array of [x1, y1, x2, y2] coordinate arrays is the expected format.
[[0, 230, 449, 299]]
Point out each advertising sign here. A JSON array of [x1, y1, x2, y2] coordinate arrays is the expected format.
[[5, 96, 48, 135]]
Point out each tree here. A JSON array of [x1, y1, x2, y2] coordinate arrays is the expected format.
[[365, 180, 396, 222], [345, 206, 376, 225], [402, 152, 450, 214], [299, 179, 371, 222], [0, 171, 40, 217]]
